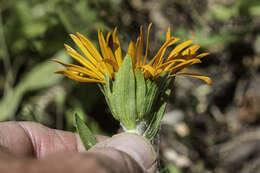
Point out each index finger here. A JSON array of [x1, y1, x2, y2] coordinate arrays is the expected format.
[[0, 121, 108, 158]]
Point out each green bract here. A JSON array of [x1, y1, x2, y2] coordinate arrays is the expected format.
[[99, 54, 174, 141], [75, 113, 98, 149]]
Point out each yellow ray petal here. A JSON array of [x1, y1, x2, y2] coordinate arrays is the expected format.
[[149, 37, 180, 66], [67, 66, 101, 80], [136, 26, 144, 67], [157, 46, 169, 66], [182, 44, 200, 55], [55, 70, 103, 83], [171, 60, 202, 75], [106, 47, 119, 71], [158, 59, 187, 69], [197, 52, 210, 59], [168, 39, 194, 58], [156, 37, 181, 65], [70, 34, 98, 66], [112, 27, 122, 66], [180, 67, 188, 72], [171, 73, 212, 84], [141, 65, 156, 77], [166, 26, 171, 41], [106, 31, 111, 43], [76, 32, 103, 62], [98, 29, 114, 77], [103, 51, 115, 75], [103, 58, 118, 70], [135, 37, 140, 64], [105, 31, 118, 72], [98, 29, 109, 59], [128, 41, 137, 69], [166, 59, 201, 72], [64, 44, 103, 76], [143, 23, 152, 65], [53, 59, 103, 79]]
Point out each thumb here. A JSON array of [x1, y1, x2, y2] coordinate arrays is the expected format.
[[89, 133, 157, 173]]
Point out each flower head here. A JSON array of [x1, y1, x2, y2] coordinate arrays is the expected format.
[[54, 24, 211, 84]]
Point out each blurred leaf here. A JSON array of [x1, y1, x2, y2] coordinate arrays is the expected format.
[[0, 50, 69, 121], [159, 163, 182, 173], [210, 4, 238, 21], [0, 10, 6, 61], [167, 163, 182, 173], [56, 0, 99, 34], [54, 87, 66, 108], [254, 34, 260, 54], [237, 0, 260, 16], [250, 5, 260, 16], [0, 87, 24, 121], [24, 22, 48, 38], [3, 0, 59, 54], [175, 28, 237, 48], [194, 29, 237, 48], [19, 51, 68, 91]]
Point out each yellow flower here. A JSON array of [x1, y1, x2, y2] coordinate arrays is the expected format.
[[54, 24, 211, 84]]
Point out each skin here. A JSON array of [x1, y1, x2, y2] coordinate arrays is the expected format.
[[0, 121, 156, 173]]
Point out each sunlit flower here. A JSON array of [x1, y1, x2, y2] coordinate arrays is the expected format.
[[54, 24, 211, 84]]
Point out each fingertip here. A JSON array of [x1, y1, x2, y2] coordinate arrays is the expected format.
[[90, 133, 157, 173], [75, 134, 109, 152]]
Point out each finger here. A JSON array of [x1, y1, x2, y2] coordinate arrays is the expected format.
[[27, 152, 112, 173], [18, 122, 109, 158], [0, 121, 108, 158], [89, 133, 157, 173], [95, 134, 109, 142], [0, 122, 34, 157]]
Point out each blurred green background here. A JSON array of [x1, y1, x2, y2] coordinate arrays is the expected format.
[[1, 0, 260, 172]]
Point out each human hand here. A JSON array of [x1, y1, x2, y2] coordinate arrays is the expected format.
[[0, 121, 156, 173]]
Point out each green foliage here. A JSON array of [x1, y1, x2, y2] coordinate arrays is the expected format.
[[2, 0, 58, 53], [0, 0, 120, 56], [161, 163, 182, 173], [75, 113, 98, 150], [0, 51, 69, 121], [135, 69, 146, 119], [143, 74, 174, 141], [0, 0, 118, 132], [174, 0, 260, 49], [102, 55, 137, 129], [101, 54, 173, 141], [207, 0, 260, 20], [20, 51, 68, 91]]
